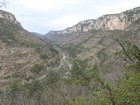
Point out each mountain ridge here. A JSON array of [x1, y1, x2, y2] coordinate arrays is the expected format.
[[43, 6, 140, 84], [0, 9, 61, 91], [0, 6, 140, 105], [45, 6, 140, 39], [0, 9, 22, 27]]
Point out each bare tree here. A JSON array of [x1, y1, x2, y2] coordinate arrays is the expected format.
[[0, 0, 8, 8]]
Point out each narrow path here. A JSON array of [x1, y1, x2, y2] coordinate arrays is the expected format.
[[33, 46, 72, 82], [19, 57, 39, 71]]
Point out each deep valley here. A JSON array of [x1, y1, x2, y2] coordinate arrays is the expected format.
[[0, 6, 140, 105]]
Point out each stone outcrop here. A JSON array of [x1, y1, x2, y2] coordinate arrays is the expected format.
[[0, 9, 22, 27], [46, 7, 140, 35]]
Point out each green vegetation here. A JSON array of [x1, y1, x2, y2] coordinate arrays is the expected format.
[[64, 44, 82, 57], [113, 72, 140, 105], [112, 40, 140, 105], [12, 72, 26, 79], [50, 47, 59, 54], [44, 70, 60, 87], [0, 18, 46, 47], [31, 64, 44, 74], [97, 48, 108, 64], [0, 39, 140, 105], [39, 53, 49, 60], [0, 60, 113, 105]]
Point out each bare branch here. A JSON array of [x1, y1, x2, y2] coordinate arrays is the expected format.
[[0, 0, 8, 8]]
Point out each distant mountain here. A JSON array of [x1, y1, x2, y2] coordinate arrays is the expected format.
[[31, 32, 45, 40], [31, 32, 44, 36], [45, 7, 140, 42], [44, 7, 140, 83]]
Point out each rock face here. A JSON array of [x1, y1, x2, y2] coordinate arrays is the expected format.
[[44, 7, 140, 84], [46, 7, 140, 36], [0, 9, 22, 27]]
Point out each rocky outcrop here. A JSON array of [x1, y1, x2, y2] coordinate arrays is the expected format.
[[0, 9, 22, 27], [46, 7, 140, 35]]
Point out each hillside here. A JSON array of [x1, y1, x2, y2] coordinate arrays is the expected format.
[[0, 9, 61, 91], [45, 7, 140, 42], [0, 7, 140, 105], [44, 7, 140, 83], [42, 7, 140, 104]]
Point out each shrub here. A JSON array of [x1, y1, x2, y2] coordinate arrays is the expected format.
[[40, 53, 48, 60], [31, 64, 44, 74]]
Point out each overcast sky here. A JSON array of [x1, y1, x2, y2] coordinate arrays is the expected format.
[[1, 0, 140, 34]]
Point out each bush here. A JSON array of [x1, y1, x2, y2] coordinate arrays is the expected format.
[[44, 70, 60, 87], [9, 81, 22, 92], [25, 80, 43, 95], [113, 72, 140, 105], [40, 53, 48, 60], [31, 64, 44, 74], [50, 47, 59, 54]]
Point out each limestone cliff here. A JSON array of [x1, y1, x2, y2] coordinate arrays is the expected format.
[[46, 7, 140, 35]]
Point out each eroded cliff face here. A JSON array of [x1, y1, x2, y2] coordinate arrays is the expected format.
[[0, 10, 22, 27], [47, 7, 140, 35]]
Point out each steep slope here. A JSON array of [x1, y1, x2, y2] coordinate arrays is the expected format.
[[0, 7, 140, 105], [45, 7, 140, 42], [0, 10, 22, 27], [0, 9, 60, 91], [0, 18, 46, 46], [44, 7, 140, 83]]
